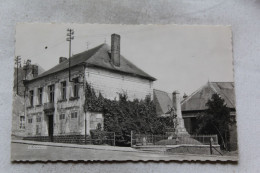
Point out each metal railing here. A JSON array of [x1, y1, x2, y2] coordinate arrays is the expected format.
[[131, 131, 218, 146]]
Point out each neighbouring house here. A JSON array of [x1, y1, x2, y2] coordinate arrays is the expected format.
[[153, 89, 173, 117], [22, 34, 156, 140], [12, 63, 45, 138], [181, 82, 237, 150]]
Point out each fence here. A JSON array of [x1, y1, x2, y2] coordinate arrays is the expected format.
[[131, 131, 218, 146], [23, 132, 116, 146]]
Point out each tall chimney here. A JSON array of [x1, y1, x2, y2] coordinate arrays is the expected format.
[[111, 34, 120, 67], [59, 57, 68, 63]]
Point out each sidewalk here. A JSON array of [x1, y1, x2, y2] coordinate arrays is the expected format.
[[12, 139, 137, 152]]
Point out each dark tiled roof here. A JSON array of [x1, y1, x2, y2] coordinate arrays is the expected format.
[[34, 44, 156, 81], [153, 89, 173, 116], [181, 82, 235, 111]]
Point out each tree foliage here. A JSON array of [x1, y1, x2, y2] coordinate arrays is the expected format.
[[196, 93, 235, 150], [84, 82, 174, 146]]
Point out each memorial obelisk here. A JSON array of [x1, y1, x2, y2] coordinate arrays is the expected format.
[[172, 90, 189, 136]]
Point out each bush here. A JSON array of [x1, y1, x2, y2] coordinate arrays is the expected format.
[[84, 82, 174, 146]]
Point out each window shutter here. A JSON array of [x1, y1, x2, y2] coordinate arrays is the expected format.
[[45, 86, 49, 103], [35, 89, 39, 105], [69, 84, 73, 98], [58, 83, 62, 100]]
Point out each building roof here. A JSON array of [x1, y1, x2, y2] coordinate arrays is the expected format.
[[33, 44, 156, 81], [181, 82, 236, 111], [153, 89, 173, 116], [13, 64, 45, 91]]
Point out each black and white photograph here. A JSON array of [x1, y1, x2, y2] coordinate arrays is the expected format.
[[11, 23, 238, 162]]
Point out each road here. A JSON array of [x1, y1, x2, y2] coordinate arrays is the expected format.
[[11, 142, 237, 162]]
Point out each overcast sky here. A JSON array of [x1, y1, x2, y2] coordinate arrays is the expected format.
[[15, 23, 234, 96]]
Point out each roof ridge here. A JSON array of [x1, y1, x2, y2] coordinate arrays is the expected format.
[[153, 89, 170, 94], [181, 82, 208, 105]]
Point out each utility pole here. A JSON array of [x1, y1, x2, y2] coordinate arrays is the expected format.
[[66, 28, 74, 82], [15, 56, 21, 95]]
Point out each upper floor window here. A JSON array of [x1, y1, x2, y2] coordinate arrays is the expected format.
[[61, 81, 67, 100], [19, 116, 25, 129], [48, 85, 55, 103], [73, 78, 79, 98], [38, 87, 43, 105], [29, 90, 34, 106]]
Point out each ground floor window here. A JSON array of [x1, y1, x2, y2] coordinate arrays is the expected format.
[[36, 117, 41, 122], [59, 114, 65, 120], [19, 115, 25, 129], [28, 118, 32, 123], [71, 112, 78, 119]]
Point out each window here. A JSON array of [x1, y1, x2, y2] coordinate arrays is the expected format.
[[29, 90, 34, 106], [71, 112, 77, 119], [28, 118, 32, 123], [59, 114, 65, 120], [38, 88, 43, 105], [19, 116, 25, 129], [73, 78, 79, 98], [90, 113, 103, 129], [48, 85, 55, 103], [36, 117, 41, 122], [61, 81, 66, 100]]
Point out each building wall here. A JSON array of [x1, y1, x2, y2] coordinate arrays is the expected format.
[[23, 65, 153, 137], [25, 65, 85, 136], [85, 67, 153, 101], [11, 94, 26, 138]]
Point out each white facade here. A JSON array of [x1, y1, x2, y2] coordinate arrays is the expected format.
[[23, 65, 154, 137], [85, 67, 153, 101]]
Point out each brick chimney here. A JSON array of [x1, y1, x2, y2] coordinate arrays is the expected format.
[[32, 65, 38, 78], [111, 34, 120, 67], [59, 57, 68, 63]]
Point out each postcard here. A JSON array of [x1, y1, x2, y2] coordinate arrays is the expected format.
[[11, 23, 238, 162]]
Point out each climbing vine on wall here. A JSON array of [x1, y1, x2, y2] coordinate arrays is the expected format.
[[84, 82, 174, 146]]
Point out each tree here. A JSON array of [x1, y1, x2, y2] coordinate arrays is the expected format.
[[196, 94, 235, 150]]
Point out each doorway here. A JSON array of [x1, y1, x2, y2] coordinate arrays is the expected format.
[[48, 115, 54, 142]]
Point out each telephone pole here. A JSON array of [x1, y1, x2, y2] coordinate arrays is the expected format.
[[66, 28, 74, 82], [15, 56, 21, 95]]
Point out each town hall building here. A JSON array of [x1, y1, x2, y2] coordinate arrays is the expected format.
[[23, 34, 156, 139]]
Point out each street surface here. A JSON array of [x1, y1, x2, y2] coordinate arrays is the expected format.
[[11, 141, 238, 162]]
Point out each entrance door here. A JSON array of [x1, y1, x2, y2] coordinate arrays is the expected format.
[[48, 115, 54, 142]]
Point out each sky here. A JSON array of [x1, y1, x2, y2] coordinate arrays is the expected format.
[[15, 23, 234, 96]]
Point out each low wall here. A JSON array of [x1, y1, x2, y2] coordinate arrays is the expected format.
[[23, 134, 114, 146], [133, 144, 222, 155], [166, 145, 221, 155]]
